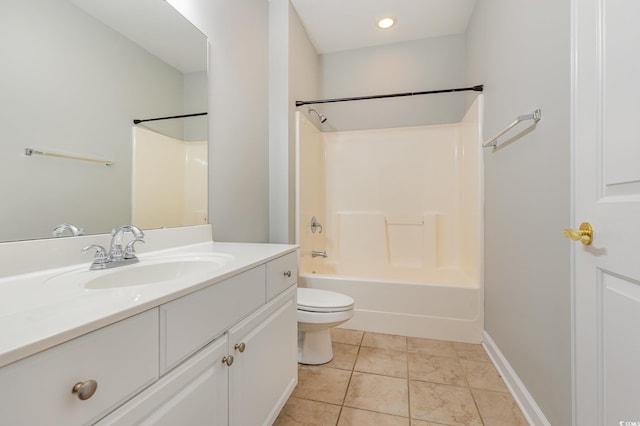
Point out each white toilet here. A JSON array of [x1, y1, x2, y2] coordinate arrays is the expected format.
[[297, 287, 355, 365]]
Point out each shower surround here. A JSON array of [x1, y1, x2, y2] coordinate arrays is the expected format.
[[132, 127, 208, 229], [296, 96, 483, 342]]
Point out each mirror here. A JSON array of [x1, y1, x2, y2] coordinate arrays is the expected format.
[[0, 0, 208, 243]]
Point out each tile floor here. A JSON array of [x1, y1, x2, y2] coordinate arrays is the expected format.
[[274, 329, 528, 426]]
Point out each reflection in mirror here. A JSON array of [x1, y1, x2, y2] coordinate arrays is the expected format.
[[0, 0, 208, 243]]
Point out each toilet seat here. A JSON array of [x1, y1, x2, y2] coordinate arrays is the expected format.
[[297, 288, 354, 313]]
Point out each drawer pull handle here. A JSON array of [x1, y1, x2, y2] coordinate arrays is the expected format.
[[72, 380, 98, 400], [234, 342, 246, 353], [222, 355, 234, 366], [284, 270, 292, 278]]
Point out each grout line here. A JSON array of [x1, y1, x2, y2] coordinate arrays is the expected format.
[[406, 338, 412, 422], [334, 336, 360, 425], [457, 349, 486, 426]]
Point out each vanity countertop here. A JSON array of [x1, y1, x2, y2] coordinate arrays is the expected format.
[[0, 241, 297, 369]]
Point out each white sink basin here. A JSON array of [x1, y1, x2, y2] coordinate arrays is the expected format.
[[84, 259, 218, 289], [44, 253, 234, 290]]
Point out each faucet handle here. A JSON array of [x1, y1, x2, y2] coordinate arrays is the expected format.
[[124, 238, 145, 260], [82, 244, 109, 267]]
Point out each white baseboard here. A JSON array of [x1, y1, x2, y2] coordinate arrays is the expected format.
[[482, 331, 551, 426]]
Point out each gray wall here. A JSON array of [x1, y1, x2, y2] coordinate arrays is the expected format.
[[317, 36, 468, 131], [268, 0, 290, 245], [170, 0, 270, 243], [269, 0, 320, 243], [182, 71, 208, 142], [287, 4, 320, 244], [466, 1, 572, 424]]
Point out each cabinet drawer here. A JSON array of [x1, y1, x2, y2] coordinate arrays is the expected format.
[[160, 265, 265, 373], [266, 251, 298, 300], [0, 309, 159, 425]]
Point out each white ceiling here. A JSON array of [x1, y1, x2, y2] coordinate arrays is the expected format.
[[290, 0, 477, 54]]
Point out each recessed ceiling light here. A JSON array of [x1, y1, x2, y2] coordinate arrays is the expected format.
[[377, 17, 396, 30]]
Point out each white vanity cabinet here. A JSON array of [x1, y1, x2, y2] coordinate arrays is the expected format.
[[99, 250, 298, 425], [0, 248, 298, 426]]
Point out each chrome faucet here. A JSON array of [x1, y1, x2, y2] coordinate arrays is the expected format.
[[311, 250, 328, 258], [52, 223, 84, 237], [109, 225, 145, 261], [82, 224, 145, 270]]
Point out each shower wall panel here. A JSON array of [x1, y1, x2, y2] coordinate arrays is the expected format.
[[322, 122, 475, 279], [296, 112, 327, 273]]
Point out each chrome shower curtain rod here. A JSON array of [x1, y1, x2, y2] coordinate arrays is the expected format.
[[133, 112, 207, 125], [295, 85, 483, 107]]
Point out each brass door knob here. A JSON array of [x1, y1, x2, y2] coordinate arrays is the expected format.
[[234, 342, 246, 353], [563, 222, 593, 245]]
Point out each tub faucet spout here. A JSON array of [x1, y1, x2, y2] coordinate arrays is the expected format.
[[311, 250, 328, 258]]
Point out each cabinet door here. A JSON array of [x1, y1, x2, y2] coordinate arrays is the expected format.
[[228, 285, 297, 426], [97, 335, 229, 426]]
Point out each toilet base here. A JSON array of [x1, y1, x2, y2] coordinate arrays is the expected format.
[[297, 328, 333, 365]]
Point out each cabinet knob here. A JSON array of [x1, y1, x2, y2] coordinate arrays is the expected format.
[[222, 355, 234, 366], [234, 342, 246, 353], [72, 379, 98, 400], [283, 270, 292, 278]]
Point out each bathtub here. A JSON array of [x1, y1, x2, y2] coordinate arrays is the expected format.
[[299, 269, 483, 343]]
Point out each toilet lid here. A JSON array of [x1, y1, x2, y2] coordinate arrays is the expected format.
[[297, 287, 354, 313]]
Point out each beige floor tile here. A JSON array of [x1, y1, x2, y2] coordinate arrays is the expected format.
[[338, 407, 410, 426], [325, 342, 360, 370], [407, 337, 457, 357], [293, 365, 352, 405], [274, 397, 342, 425], [331, 328, 364, 346], [344, 372, 409, 417], [281, 334, 523, 426], [355, 347, 408, 378], [452, 342, 491, 363], [362, 332, 407, 351], [460, 359, 508, 393], [472, 388, 528, 426], [408, 352, 467, 386], [409, 381, 482, 426]]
